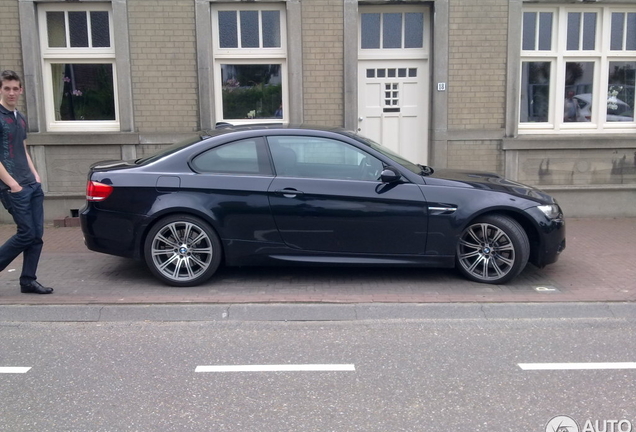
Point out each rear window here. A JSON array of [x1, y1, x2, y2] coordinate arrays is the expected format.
[[136, 135, 203, 165], [191, 139, 263, 174]]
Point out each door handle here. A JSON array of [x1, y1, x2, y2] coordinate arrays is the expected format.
[[274, 188, 304, 198]]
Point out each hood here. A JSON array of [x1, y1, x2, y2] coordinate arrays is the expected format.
[[424, 168, 557, 204]]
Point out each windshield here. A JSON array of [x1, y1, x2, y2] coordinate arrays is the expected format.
[[136, 135, 203, 165], [345, 132, 424, 175]]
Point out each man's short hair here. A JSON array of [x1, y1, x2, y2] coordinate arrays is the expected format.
[[0, 70, 22, 87]]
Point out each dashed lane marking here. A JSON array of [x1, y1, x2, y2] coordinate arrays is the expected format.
[[0, 367, 31, 374], [518, 362, 636, 370], [195, 364, 356, 373]]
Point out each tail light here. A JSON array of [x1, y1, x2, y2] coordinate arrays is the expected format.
[[86, 181, 113, 202]]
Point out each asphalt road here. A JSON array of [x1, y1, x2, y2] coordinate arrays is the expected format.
[[2, 315, 636, 432]]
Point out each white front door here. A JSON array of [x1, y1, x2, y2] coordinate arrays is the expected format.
[[358, 60, 428, 163], [357, 6, 430, 164]]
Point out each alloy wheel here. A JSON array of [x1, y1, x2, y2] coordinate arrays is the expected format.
[[457, 221, 518, 282], [149, 220, 215, 284]]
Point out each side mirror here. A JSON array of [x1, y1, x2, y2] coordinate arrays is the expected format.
[[380, 167, 401, 183]]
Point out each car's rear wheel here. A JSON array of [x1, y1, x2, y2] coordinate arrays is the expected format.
[[144, 215, 222, 287], [455, 214, 530, 284]]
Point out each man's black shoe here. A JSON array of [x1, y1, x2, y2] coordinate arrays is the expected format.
[[20, 281, 54, 294]]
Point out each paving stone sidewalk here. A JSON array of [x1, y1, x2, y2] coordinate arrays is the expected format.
[[0, 218, 634, 305]]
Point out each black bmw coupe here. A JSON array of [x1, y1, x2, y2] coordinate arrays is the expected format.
[[80, 125, 565, 286]]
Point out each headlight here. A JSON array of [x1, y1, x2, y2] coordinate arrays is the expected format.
[[537, 204, 562, 219]]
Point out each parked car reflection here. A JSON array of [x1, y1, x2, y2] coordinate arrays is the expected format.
[[573, 93, 634, 122]]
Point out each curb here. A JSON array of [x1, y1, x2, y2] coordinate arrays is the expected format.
[[0, 302, 635, 323]]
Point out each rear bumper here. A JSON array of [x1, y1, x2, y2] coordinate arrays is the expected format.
[[80, 205, 144, 260]]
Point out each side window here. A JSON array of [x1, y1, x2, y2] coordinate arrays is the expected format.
[[191, 138, 271, 175], [268, 136, 384, 181]]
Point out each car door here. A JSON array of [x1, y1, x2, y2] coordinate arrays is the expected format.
[[267, 135, 428, 254], [186, 137, 280, 244]]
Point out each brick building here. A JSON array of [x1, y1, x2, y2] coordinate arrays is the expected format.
[[1, 0, 635, 221]]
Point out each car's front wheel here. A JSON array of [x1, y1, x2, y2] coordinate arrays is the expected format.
[[144, 215, 222, 287], [455, 215, 530, 284]]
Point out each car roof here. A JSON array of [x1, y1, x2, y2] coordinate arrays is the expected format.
[[200, 123, 352, 139]]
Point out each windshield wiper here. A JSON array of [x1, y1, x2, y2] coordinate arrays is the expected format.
[[418, 164, 434, 176]]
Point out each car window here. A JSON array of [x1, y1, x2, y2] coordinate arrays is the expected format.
[[191, 138, 271, 174], [267, 136, 384, 181], [137, 135, 203, 165]]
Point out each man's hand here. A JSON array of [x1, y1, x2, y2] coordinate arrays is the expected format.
[[9, 183, 23, 193]]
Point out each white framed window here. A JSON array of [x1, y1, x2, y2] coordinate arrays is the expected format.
[[211, 4, 287, 124], [38, 3, 119, 132], [520, 5, 636, 134]]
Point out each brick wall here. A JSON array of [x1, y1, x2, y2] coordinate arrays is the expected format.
[[1, 0, 24, 112], [448, 140, 503, 174], [448, 0, 508, 130], [128, 0, 199, 133], [302, 0, 344, 126]]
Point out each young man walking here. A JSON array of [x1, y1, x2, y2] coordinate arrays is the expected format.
[[0, 70, 53, 294]]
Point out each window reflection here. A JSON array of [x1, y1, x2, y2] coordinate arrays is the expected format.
[[564, 62, 593, 122], [607, 62, 635, 122], [520, 62, 550, 122], [221, 64, 282, 120], [53, 63, 116, 121]]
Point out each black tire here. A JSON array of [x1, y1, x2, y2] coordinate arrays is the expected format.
[[455, 214, 530, 284], [144, 214, 222, 287]]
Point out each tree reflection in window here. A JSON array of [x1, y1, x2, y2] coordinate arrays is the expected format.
[[221, 64, 282, 120], [55, 64, 115, 121]]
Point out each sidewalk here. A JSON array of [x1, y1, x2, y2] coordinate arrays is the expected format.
[[0, 218, 634, 305]]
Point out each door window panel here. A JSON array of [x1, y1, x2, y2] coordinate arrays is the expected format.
[[361, 13, 381, 49], [383, 13, 402, 49], [361, 12, 424, 50], [404, 13, 424, 48], [269, 136, 383, 181]]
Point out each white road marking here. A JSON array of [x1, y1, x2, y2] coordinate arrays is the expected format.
[[195, 364, 356, 373], [518, 362, 636, 370], [0, 367, 31, 374]]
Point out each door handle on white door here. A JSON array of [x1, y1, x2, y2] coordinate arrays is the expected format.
[[358, 117, 364, 122]]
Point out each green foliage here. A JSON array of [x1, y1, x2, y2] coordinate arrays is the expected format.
[[222, 84, 282, 119]]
